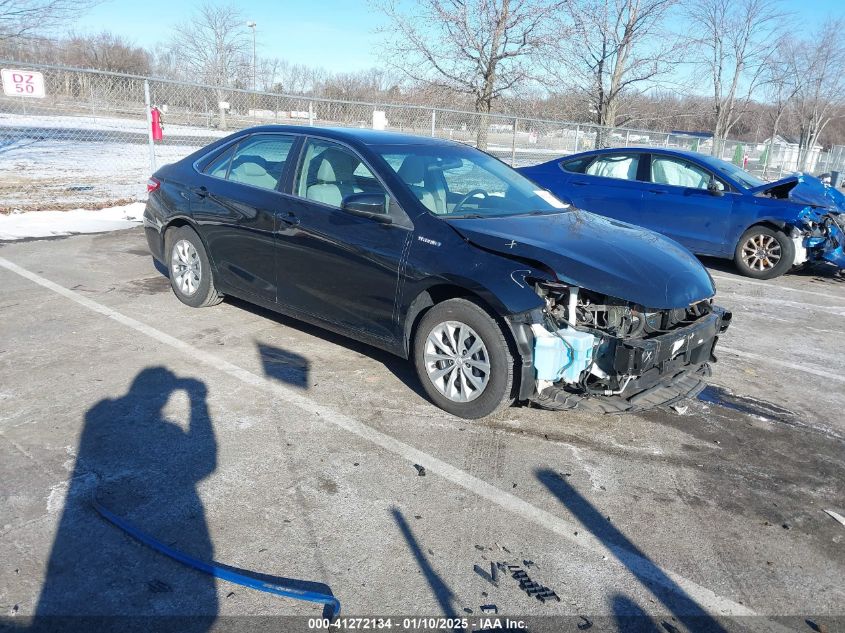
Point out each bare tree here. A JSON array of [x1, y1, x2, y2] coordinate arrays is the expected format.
[[684, 0, 783, 157], [789, 20, 845, 171], [543, 0, 682, 147], [168, 3, 251, 128], [758, 35, 800, 177], [62, 31, 151, 74], [0, 0, 100, 41], [373, 0, 560, 148]]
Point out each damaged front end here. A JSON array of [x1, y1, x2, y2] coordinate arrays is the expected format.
[[509, 282, 732, 414], [754, 175, 845, 269], [796, 207, 845, 269]]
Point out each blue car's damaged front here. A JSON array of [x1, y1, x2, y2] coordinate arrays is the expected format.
[[519, 149, 845, 278]]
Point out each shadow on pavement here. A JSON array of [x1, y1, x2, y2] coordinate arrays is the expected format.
[[536, 469, 729, 633], [257, 342, 310, 389], [391, 508, 460, 620], [30, 367, 219, 632]]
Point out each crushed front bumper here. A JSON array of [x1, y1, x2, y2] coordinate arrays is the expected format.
[[506, 306, 732, 412]]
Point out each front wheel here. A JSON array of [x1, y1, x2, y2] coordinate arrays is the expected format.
[[734, 226, 795, 279], [413, 298, 515, 419]]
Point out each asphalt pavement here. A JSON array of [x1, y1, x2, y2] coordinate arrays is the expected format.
[[0, 228, 843, 632]]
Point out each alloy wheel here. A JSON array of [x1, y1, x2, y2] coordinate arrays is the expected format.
[[423, 320, 491, 403], [171, 239, 202, 296], [741, 233, 782, 272]]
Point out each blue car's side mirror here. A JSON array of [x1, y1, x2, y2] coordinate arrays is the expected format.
[[707, 178, 724, 197]]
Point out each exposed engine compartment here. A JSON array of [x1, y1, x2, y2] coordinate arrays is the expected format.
[[533, 281, 714, 339], [528, 280, 729, 404]]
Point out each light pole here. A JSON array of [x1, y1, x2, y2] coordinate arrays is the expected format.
[[246, 21, 257, 92]]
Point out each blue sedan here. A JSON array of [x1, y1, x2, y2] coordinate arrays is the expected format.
[[519, 148, 845, 279]]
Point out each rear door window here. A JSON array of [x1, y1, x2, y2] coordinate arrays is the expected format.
[[560, 156, 592, 173], [224, 134, 295, 191], [585, 154, 640, 181]]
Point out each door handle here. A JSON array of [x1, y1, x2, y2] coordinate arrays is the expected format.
[[648, 189, 667, 195], [191, 186, 208, 198], [571, 181, 588, 186], [278, 212, 300, 227]]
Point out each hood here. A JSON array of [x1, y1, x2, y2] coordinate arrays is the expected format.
[[749, 174, 845, 212], [446, 210, 715, 309]]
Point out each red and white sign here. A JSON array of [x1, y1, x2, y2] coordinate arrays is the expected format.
[[1, 69, 46, 98]]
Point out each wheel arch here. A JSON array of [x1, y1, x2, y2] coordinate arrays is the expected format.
[[402, 283, 525, 400], [162, 218, 219, 273]]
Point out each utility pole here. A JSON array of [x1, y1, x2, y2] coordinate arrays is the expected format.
[[246, 21, 257, 92]]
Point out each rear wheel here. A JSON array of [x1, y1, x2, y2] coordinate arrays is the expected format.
[[165, 226, 223, 308], [734, 226, 794, 279], [413, 298, 515, 419]]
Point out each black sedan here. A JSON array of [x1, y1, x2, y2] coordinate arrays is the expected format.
[[144, 126, 731, 419]]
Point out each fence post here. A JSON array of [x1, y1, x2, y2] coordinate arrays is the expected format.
[[625, 129, 630, 147], [574, 125, 580, 152], [89, 82, 96, 117], [308, 100, 314, 126], [511, 118, 517, 166], [431, 109, 436, 137], [143, 80, 157, 175]]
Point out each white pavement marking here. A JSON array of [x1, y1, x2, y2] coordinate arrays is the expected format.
[[719, 346, 843, 384], [0, 255, 790, 629], [711, 273, 845, 303]]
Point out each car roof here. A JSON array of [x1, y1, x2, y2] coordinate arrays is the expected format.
[[237, 125, 461, 147]]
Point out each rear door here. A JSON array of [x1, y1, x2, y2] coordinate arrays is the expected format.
[[273, 137, 412, 343], [642, 154, 734, 255], [190, 133, 297, 302], [567, 152, 649, 225]]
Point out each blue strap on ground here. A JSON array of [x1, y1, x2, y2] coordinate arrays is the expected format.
[[93, 498, 341, 619]]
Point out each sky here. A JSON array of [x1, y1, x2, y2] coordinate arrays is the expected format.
[[76, 0, 388, 72], [74, 0, 842, 75]]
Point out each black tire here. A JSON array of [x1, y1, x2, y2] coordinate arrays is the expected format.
[[413, 298, 515, 419], [734, 225, 794, 280], [164, 225, 223, 308]]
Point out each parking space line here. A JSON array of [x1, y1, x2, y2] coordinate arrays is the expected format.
[[0, 255, 788, 626], [719, 346, 844, 384], [711, 273, 845, 303]]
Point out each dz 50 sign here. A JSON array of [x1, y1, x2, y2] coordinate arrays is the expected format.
[[1, 69, 46, 98]]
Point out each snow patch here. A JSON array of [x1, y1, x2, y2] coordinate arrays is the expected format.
[[0, 202, 144, 240]]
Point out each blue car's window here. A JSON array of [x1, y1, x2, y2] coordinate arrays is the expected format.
[[651, 156, 722, 190], [226, 135, 295, 191], [560, 157, 592, 173], [586, 154, 640, 180], [375, 144, 568, 217], [708, 159, 765, 189], [296, 139, 387, 209]]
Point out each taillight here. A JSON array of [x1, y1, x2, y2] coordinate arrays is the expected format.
[[146, 177, 160, 193]]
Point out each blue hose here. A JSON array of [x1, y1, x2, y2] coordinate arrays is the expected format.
[[93, 498, 341, 619]]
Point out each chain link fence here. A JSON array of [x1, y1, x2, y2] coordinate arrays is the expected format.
[[2, 61, 844, 211]]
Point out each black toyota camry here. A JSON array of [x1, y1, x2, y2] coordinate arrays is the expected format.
[[144, 126, 731, 419]]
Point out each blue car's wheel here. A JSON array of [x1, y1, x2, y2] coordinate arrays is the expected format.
[[734, 226, 795, 280]]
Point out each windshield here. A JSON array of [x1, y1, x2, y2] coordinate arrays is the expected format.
[[702, 156, 766, 189], [374, 144, 569, 218]]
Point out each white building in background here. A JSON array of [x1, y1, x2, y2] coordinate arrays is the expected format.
[[758, 135, 824, 174]]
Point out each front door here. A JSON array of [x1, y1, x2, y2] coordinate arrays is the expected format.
[[642, 154, 734, 255], [274, 138, 411, 342]]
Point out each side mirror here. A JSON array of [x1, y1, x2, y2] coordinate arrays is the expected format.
[[707, 178, 724, 197], [341, 193, 392, 223]]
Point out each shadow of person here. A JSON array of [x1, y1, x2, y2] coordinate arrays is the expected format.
[[31, 367, 218, 633]]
